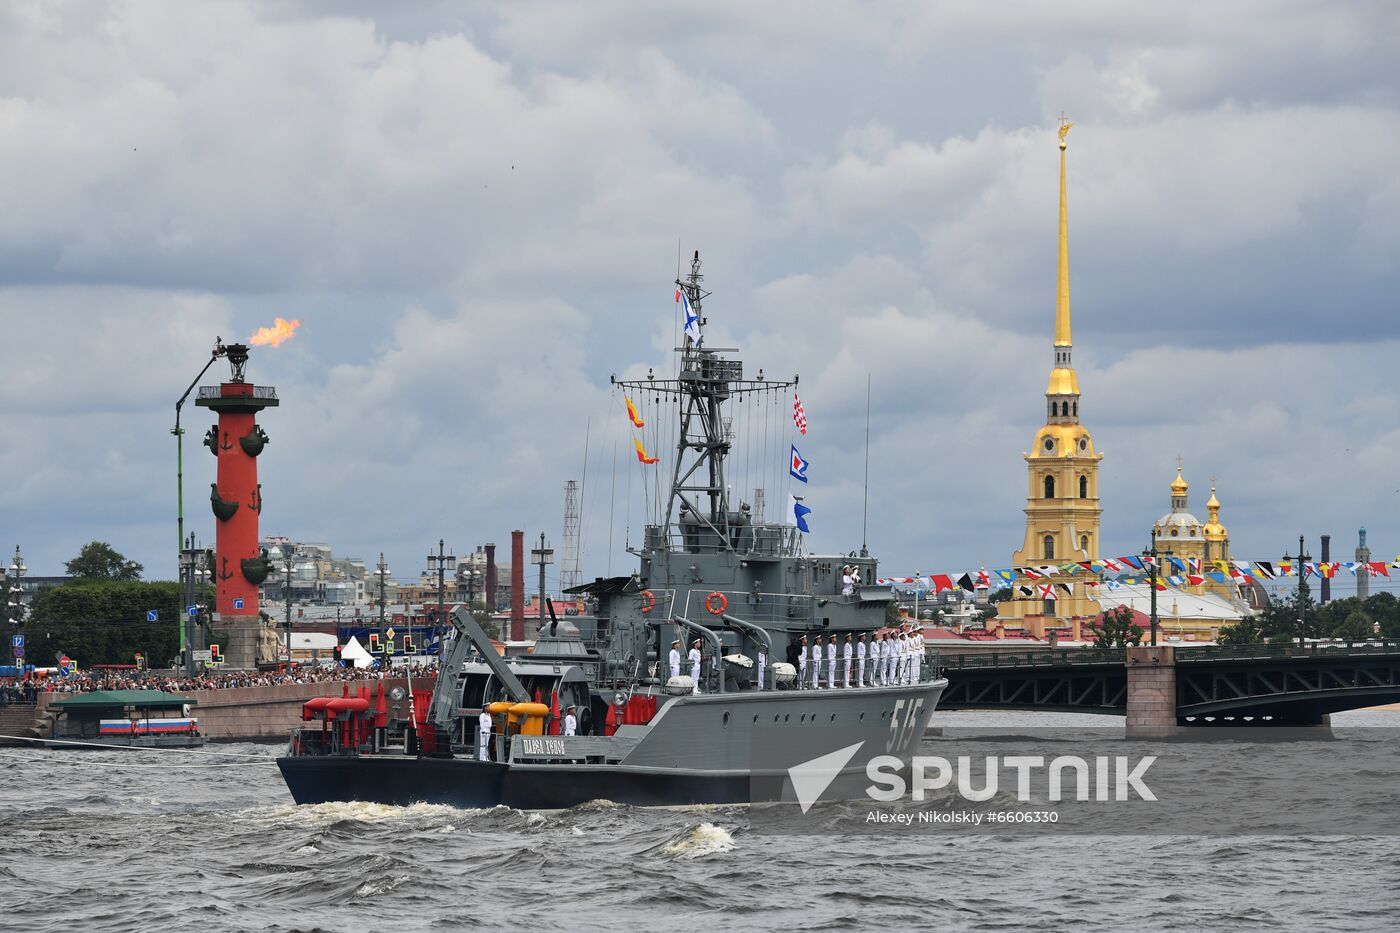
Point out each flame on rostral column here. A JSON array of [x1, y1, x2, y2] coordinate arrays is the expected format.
[[249, 317, 301, 347]]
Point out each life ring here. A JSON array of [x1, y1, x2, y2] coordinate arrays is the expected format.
[[640, 590, 656, 614], [705, 592, 727, 615]]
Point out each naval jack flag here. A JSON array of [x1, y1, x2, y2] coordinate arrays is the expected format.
[[678, 287, 702, 345]]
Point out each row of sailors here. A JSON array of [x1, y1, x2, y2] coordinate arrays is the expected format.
[[667, 625, 926, 693], [794, 626, 925, 689]]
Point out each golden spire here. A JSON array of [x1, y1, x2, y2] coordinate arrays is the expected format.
[[1204, 477, 1227, 540], [1206, 477, 1221, 512], [1055, 115, 1072, 348]]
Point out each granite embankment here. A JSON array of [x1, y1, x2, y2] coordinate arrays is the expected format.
[[21, 677, 433, 742]]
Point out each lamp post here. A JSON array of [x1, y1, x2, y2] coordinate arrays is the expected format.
[[531, 534, 554, 636], [7, 546, 26, 677], [283, 552, 294, 667], [426, 540, 455, 661], [1282, 535, 1312, 646], [375, 552, 390, 643], [173, 338, 226, 668], [1141, 530, 1173, 647]]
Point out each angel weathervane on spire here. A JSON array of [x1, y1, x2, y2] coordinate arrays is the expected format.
[[1058, 112, 1074, 148]]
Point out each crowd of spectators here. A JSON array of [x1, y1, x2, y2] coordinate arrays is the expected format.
[[1, 661, 439, 700]]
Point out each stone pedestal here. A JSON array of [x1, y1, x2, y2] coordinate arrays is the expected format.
[[1125, 644, 1177, 738], [215, 613, 263, 670]]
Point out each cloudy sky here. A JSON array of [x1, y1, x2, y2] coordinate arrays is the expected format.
[[2, 1, 1397, 594]]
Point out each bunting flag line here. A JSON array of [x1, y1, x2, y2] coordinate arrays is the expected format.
[[789, 444, 809, 483], [625, 396, 645, 428], [633, 437, 659, 465]]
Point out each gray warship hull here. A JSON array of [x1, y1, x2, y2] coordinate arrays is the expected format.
[[278, 679, 945, 808]]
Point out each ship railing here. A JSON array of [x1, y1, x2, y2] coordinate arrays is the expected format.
[[678, 589, 828, 627]]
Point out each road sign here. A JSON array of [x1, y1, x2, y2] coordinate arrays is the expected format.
[[146, 610, 158, 622], [11, 634, 22, 649], [13, 645, 23, 659], [233, 597, 245, 610], [385, 627, 396, 640], [188, 606, 199, 617], [385, 640, 395, 654], [191, 649, 212, 662]]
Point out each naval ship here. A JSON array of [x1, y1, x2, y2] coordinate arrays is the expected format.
[[277, 253, 946, 808]]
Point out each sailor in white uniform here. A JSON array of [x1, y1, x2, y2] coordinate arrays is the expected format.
[[901, 629, 913, 684], [871, 633, 883, 685], [669, 640, 682, 681], [825, 636, 837, 689], [856, 633, 868, 687], [477, 708, 492, 762], [689, 639, 703, 695], [563, 705, 578, 736], [811, 636, 824, 689], [907, 624, 918, 683], [841, 566, 855, 598], [797, 635, 808, 688], [843, 634, 854, 688], [757, 648, 767, 691], [885, 631, 898, 685]]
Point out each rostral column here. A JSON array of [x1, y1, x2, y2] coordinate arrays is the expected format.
[[195, 343, 278, 669]]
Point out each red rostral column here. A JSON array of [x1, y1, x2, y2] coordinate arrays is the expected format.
[[196, 343, 278, 669]]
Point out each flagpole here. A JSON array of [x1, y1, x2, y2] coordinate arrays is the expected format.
[[862, 373, 871, 557]]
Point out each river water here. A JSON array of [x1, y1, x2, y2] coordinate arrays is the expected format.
[[3, 709, 1398, 932]]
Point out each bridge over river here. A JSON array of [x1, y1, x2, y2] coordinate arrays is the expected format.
[[933, 641, 1400, 734]]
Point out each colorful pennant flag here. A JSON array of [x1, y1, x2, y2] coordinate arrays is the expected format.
[[625, 396, 645, 428], [789, 444, 809, 483], [791, 495, 812, 533], [633, 437, 659, 465], [793, 391, 808, 435]]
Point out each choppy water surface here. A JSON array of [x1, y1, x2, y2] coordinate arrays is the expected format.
[[3, 710, 1398, 932]]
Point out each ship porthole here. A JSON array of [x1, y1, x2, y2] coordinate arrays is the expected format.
[[773, 714, 780, 723], [752, 714, 759, 724], [830, 713, 836, 723], [859, 712, 865, 721], [722, 711, 730, 727], [784, 714, 790, 723]]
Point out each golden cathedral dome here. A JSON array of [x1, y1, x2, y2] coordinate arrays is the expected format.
[[1203, 481, 1227, 540], [1170, 465, 1188, 497]]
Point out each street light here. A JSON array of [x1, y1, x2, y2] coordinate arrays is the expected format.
[[283, 552, 294, 667], [1282, 535, 1312, 646], [1141, 530, 1174, 648], [173, 338, 226, 668], [375, 553, 390, 642], [426, 540, 455, 662]]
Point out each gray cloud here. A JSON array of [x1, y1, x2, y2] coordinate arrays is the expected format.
[[1, 1, 1395, 593]]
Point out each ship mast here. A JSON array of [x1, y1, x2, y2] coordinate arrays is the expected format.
[[612, 250, 796, 554]]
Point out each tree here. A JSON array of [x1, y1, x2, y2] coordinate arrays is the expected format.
[[65, 541, 144, 581], [1363, 592, 1400, 638], [1335, 610, 1375, 643], [1217, 616, 1262, 645], [1258, 579, 1318, 644], [884, 599, 903, 629], [24, 580, 181, 667], [1088, 605, 1144, 648]]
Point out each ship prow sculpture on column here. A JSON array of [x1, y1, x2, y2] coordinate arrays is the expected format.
[[196, 343, 279, 669]]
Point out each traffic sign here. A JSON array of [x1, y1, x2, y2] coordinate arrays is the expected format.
[[13, 645, 23, 659], [385, 640, 395, 654], [11, 634, 22, 649], [187, 606, 199, 617], [191, 649, 213, 662], [146, 610, 159, 622], [385, 627, 396, 640], [233, 597, 245, 610]]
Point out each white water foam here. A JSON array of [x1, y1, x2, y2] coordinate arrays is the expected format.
[[660, 822, 735, 859]]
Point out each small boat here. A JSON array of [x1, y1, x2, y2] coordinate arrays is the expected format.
[[45, 690, 205, 749]]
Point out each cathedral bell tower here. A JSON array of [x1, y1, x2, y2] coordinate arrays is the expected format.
[[998, 119, 1104, 633]]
